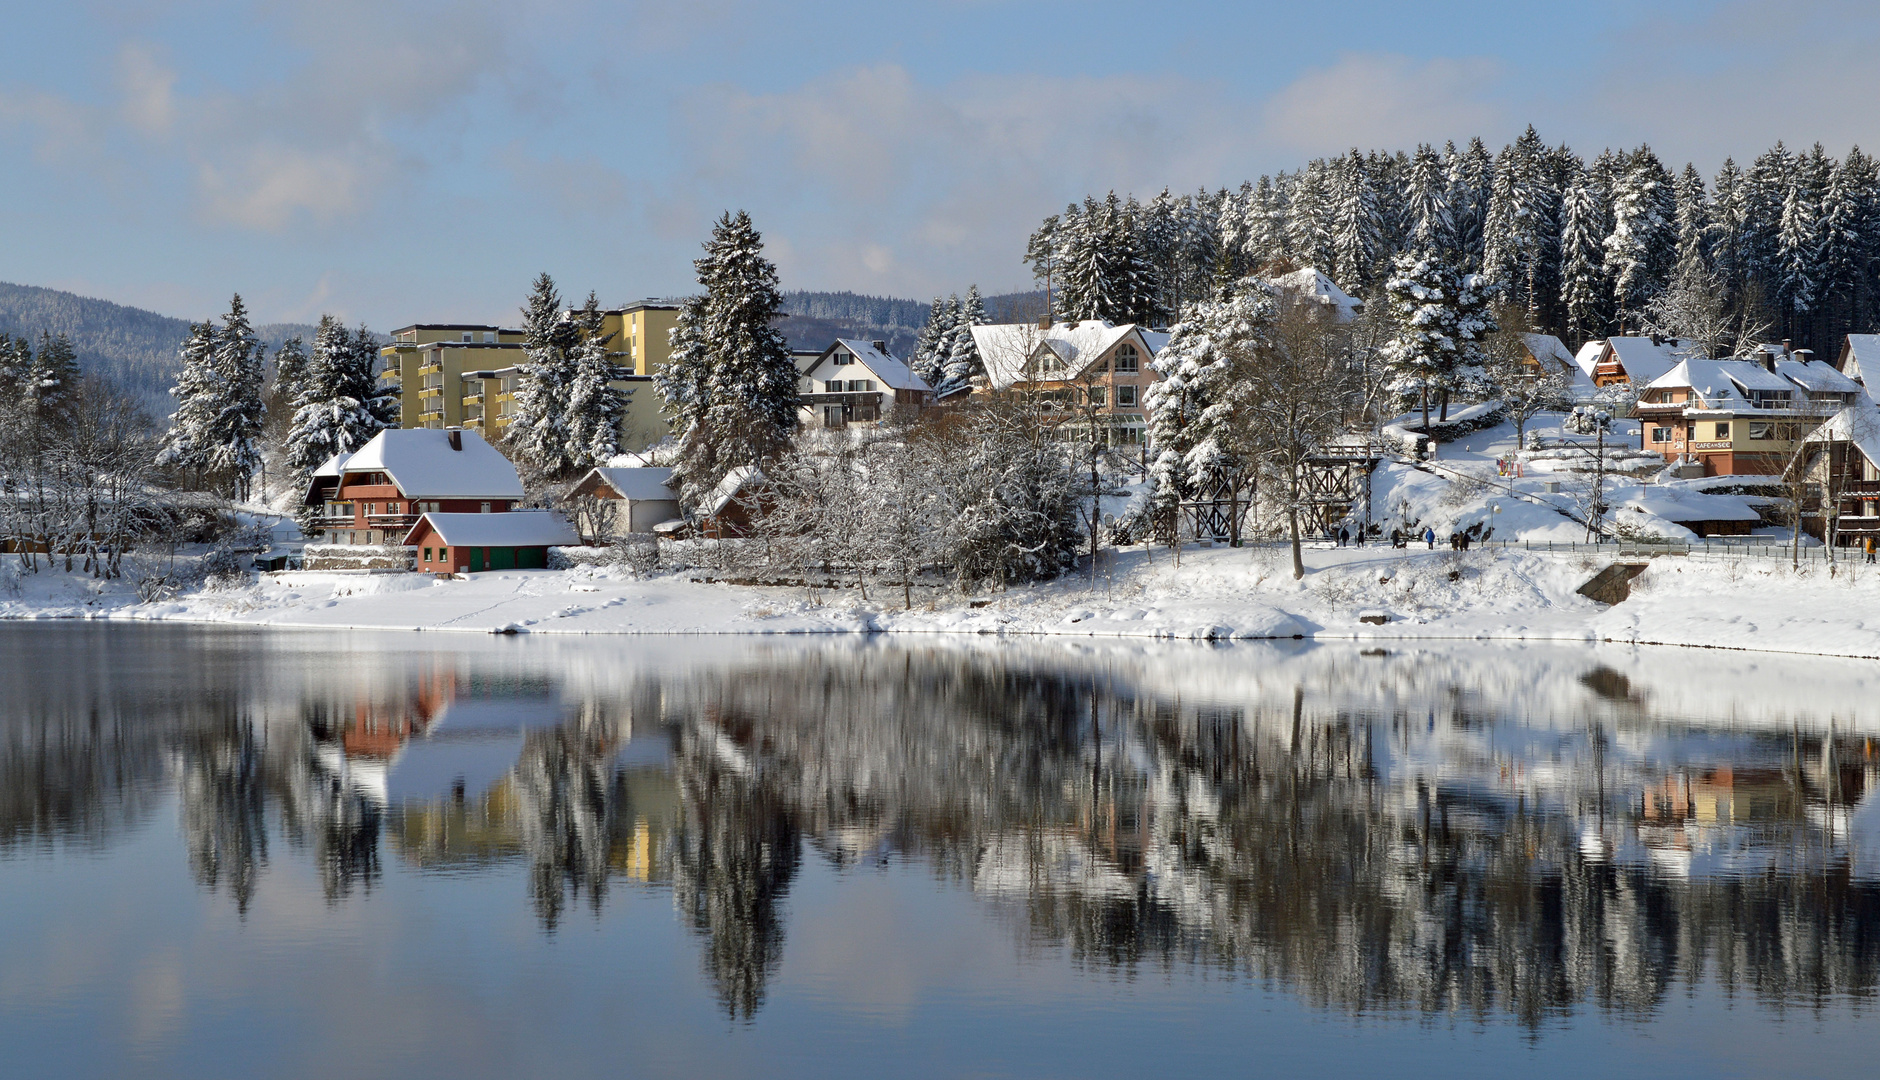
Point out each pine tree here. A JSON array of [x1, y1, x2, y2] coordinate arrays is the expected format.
[[1404, 143, 1454, 259], [1331, 149, 1384, 291], [285, 315, 396, 481], [505, 273, 582, 479], [1673, 163, 1712, 280], [936, 286, 987, 398], [271, 336, 311, 413], [1382, 254, 1465, 430], [210, 294, 266, 501], [564, 291, 630, 468], [1559, 162, 1610, 344], [1739, 143, 1794, 310], [157, 321, 219, 481], [657, 210, 798, 506], [1777, 143, 1831, 326], [911, 296, 950, 386], [1287, 161, 1336, 273], [1604, 147, 1677, 325], [26, 331, 80, 433], [1243, 176, 1288, 276], [1447, 138, 1496, 273], [1822, 147, 1880, 325], [1482, 127, 1560, 325], [0, 334, 29, 395]]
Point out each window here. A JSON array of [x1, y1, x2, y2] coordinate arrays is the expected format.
[[832, 351, 852, 366], [423, 547, 432, 562], [1651, 426, 1673, 443], [1086, 386, 1106, 406], [438, 547, 449, 566], [1715, 422, 1730, 439], [483, 332, 495, 343], [1749, 422, 1773, 440], [1113, 344, 1140, 373], [1116, 385, 1139, 407], [462, 332, 473, 342], [480, 502, 491, 513]]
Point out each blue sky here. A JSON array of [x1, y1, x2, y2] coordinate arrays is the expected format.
[[0, 0, 1871, 329]]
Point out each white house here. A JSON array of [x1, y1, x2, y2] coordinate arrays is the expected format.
[[797, 339, 934, 428], [566, 467, 682, 535], [968, 319, 1170, 444]]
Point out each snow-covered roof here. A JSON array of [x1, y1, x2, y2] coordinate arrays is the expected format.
[[971, 320, 1157, 390], [1524, 333, 1595, 392], [312, 452, 352, 478], [404, 511, 578, 548], [1840, 334, 1880, 383], [1618, 489, 1762, 523], [1604, 337, 1705, 386], [1776, 358, 1862, 396], [580, 466, 677, 502], [1269, 268, 1363, 322], [1804, 401, 1880, 469], [1573, 340, 1603, 380], [341, 428, 525, 500], [1647, 358, 1795, 406], [701, 465, 763, 518], [827, 339, 931, 392]]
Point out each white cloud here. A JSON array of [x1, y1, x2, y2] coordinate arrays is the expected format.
[[196, 145, 366, 230], [116, 42, 176, 138], [1260, 53, 1508, 157]]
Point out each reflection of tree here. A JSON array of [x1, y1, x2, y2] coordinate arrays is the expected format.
[[275, 701, 382, 901], [669, 716, 801, 1021], [513, 722, 625, 930], [174, 713, 268, 914]]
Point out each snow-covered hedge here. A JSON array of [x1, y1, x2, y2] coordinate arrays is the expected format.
[[303, 543, 413, 571]]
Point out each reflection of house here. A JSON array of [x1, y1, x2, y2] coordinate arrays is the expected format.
[[797, 340, 934, 429], [303, 427, 527, 550], [567, 467, 681, 536], [406, 510, 579, 573], [970, 320, 1169, 444]]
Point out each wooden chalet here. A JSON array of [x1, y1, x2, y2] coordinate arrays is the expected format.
[[969, 320, 1170, 445]]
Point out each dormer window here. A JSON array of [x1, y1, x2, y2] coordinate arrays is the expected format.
[[832, 351, 852, 366], [1113, 343, 1140, 373]]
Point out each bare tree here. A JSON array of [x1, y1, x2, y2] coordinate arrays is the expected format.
[[1644, 263, 1774, 360], [1240, 294, 1363, 579], [1482, 306, 1571, 452]]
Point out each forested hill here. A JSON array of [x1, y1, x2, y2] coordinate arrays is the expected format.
[[0, 281, 321, 419], [778, 289, 1043, 356]]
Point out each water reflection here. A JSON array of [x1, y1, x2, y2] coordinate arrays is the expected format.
[[4, 628, 1880, 1025]]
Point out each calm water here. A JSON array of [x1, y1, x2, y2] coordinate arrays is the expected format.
[[3, 625, 1880, 1078]]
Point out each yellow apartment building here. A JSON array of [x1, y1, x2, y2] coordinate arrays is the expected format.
[[381, 301, 682, 451], [379, 325, 525, 429]]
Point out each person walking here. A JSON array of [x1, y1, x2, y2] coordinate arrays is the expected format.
[[1424, 527, 1435, 550], [1866, 536, 1875, 564], [1338, 526, 1349, 547]]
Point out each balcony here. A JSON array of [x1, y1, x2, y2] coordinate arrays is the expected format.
[[365, 512, 419, 531], [462, 403, 483, 420]]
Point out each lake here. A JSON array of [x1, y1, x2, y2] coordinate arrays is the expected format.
[[3, 624, 1879, 1078]]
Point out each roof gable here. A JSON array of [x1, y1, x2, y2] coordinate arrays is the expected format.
[[403, 511, 578, 548]]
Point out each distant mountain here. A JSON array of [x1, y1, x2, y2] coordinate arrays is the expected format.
[[777, 289, 1045, 357], [0, 281, 325, 419]]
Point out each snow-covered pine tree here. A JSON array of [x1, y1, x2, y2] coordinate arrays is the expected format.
[[1738, 143, 1794, 313], [1331, 149, 1384, 292], [0, 334, 29, 395], [1243, 175, 1288, 276], [1404, 143, 1455, 259], [1710, 157, 1749, 297], [657, 293, 711, 436], [1777, 143, 1831, 328], [157, 321, 219, 482], [1446, 137, 1497, 273], [270, 335, 310, 426], [26, 331, 80, 432], [661, 210, 798, 507], [1559, 162, 1610, 344], [936, 286, 987, 398], [910, 296, 950, 386], [1287, 161, 1336, 274], [505, 273, 582, 479], [1821, 147, 1880, 325], [1114, 193, 1159, 324], [1482, 127, 1560, 327], [209, 294, 266, 501], [1057, 197, 1112, 321], [1673, 163, 1712, 281], [1381, 254, 1463, 432], [353, 326, 399, 432], [1023, 212, 1061, 319], [564, 291, 630, 469], [1215, 182, 1250, 285], [1604, 146, 1677, 326], [286, 316, 369, 479], [1182, 186, 1222, 307]]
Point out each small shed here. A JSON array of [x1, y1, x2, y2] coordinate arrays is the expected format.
[[404, 511, 580, 573], [697, 465, 766, 539], [567, 467, 681, 535]]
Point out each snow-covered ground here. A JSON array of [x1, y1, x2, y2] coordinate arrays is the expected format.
[[6, 541, 1880, 660], [1, 408, 1861, 658]]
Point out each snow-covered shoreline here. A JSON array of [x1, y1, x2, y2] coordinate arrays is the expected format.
[[8, 543, 1880, 662]]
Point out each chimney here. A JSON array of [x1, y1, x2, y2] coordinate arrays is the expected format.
[[447, 429, 462, 452], [1649, 332, 1663, 347], [1782, 338, 1793, 356], [1037, 315, 1051, 331], [871, 340, 887, 355], [1760, 350, 1777, 374]]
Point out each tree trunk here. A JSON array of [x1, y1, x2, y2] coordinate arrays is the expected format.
[[1439, 387, 1450, 423], [1288, 505, 1303, 580]]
